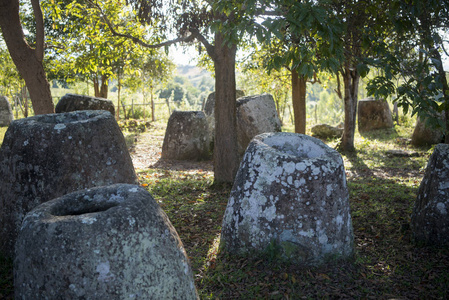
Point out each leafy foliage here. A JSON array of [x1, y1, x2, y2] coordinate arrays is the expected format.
[[0, 45, 22, 99], [41, 0, 173, 97], [365, 0, 449, 132]]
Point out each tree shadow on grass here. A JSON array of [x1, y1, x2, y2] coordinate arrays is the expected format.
[[138, 169, 229, 276], [333, 150, 448, 299], [358, 127, 400, 142]]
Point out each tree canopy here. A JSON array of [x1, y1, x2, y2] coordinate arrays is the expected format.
[[1, 0, 448, 163]]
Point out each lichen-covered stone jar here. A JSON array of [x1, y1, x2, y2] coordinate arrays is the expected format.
[[412, 144, 449, 245], [161, 110, 211, 161], [15, 184, 198, 299], [0, 110, 137, 257], [55, 93, 115, 116], [221, 132, 354, 265]]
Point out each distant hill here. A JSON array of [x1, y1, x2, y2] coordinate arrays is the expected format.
[[176, 65, 213, 88]]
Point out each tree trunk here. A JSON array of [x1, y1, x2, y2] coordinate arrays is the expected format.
[[93, 75, 109, 98], [393, 102, 399, 124], [117, 72, 121, 120], [99, 77, 108, 98], [291, 69, 307, 134], [93, 78, 99, 97], [150, 85, 155, 121], [22, 86, 28, 118], [0, 0, 54, 115], [121, 101, 128, 119], [131, 96, 135, 119], [212, 33, 239, 184], [165, 98, 171, 116], [340, 67, 360, 152]]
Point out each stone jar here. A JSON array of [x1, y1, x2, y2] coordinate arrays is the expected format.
[[311, 124, 343, 139], [358, 97, 394, 132], [55, 93, 115, 116], [221, 132, 354, 265], [412, 144, 449, 245], [236, 94, 282, 157], [203, 90, 245, 146], [411, 114, 445, 147], [15, 184, 198, 299], [0, 96, 14, 126], [0, 110, 137, 257], [161, 110, 211, 161]]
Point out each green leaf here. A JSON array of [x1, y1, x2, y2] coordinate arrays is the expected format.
[[357, 63, 370, 78]]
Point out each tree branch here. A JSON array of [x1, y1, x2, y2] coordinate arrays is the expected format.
[[189, 28, 215, 59], [31, 0, 44, 62], [86, 0, 196, 49], [335, 72, 343, 99]]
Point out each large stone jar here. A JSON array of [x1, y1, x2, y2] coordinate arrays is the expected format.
[[15, 184, 198, 299], [411, 114, 445, 147], [0, 110, 137, 257], [203, 90, 245, 147], [0, 96, 14, 126], [161, 110, 211, 161], [411, 144, 449, 245], [236, 94, 282, 157], [55, 93, 115, 116], [221, 132, 354, 265], [358, 97, 394, 132]]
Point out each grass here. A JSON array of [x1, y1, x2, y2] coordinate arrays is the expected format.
[[1, 121, 448, 299], [135, 123, 447, 299]]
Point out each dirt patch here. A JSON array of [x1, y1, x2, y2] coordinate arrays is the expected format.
[[128, 130, 213, 172]]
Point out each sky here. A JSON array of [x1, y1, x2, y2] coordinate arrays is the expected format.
[[169, 45, 199, 66]]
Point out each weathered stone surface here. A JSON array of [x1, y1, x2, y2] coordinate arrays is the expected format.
[[236, 94, 282, 157], [221, 132, 354, 265], [0, 110, 137, 257], [203, 92, 281, 157], [385, 149, 419, 158], [0, 96, 14, 126], [203, 90, 245, 118], [411, 144, 449, 245], [203, 90, 245, 143], [56, 93, 115, 116], [15, 184, 198, 299], [161, 110, 211, 160], [203, 92, 216, 118], [358, 97, 394, 132], [311, 124, 343, 139], [411, 114, 445, 147]]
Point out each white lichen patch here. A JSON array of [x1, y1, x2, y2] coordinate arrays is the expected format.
[[96, 261, 115, 282], [312, 166, 321, 176], [283, 161, 296, 174], [439, 181, 449, 191], [54, 123, 66, 131], [436, 202, 447, 215], [80, 215, 97, 225], [128, 217, 136, 227], [318, 233, 329, 244], [298, 229, 315, 237], [334, 215, 344, 226], [326, 184, 333, 197]]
